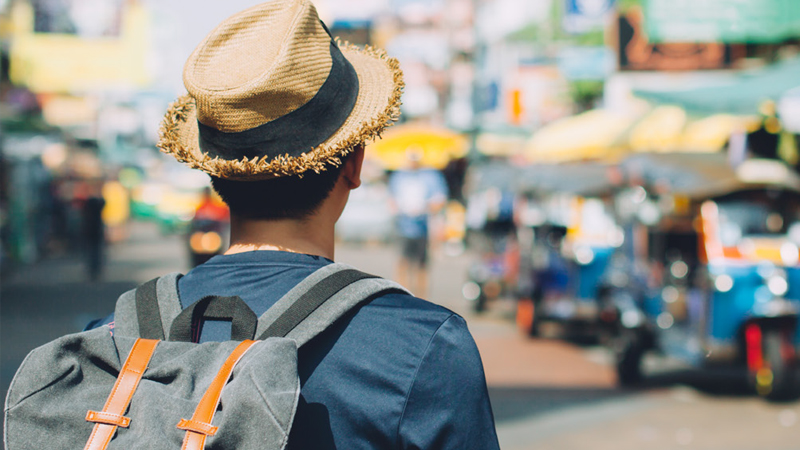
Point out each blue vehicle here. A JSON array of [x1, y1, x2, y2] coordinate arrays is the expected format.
[[516, 195, 623, 339], [607, 179, 800, 400]]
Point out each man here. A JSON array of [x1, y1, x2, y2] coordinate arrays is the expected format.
[[388, 148, 448, 297], [93, 1, 499, 449]]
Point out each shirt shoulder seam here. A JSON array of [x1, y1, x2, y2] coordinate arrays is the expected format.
[[395, 312, 458, 448]]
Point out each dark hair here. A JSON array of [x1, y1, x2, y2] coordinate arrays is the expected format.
[[210, 161, 346, 220]]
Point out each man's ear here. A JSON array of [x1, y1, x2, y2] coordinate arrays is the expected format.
[[342, 145, 365, 190]]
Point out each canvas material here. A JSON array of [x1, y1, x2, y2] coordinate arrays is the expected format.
[[4, 263, 408, 449], [113, 272, 183, 339], [4, 328, 299, 450]]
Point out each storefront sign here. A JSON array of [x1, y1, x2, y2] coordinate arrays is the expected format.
[[644, 0, 800, 44], [618, 8, 745, 71]]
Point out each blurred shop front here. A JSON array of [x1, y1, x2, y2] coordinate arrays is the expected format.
[[1, 0, 181, 271]]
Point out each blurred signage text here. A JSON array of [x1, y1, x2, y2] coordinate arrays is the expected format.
[[9, 1, 150, 93], [644, 0, 800, 44], [618, 8, 745, 71]]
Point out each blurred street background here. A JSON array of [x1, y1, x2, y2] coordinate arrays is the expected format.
[[3, 0, 800, 448]]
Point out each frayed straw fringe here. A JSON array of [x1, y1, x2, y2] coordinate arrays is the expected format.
[[157, 41, 404, 180]]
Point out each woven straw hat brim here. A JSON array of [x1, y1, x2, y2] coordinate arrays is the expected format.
[[158, 41, 404, 180]]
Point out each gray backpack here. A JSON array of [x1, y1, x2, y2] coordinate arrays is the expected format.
[[4, 263, 407, 450]]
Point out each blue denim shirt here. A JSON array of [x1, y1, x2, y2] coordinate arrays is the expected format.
[[96, 251, 499, 449]]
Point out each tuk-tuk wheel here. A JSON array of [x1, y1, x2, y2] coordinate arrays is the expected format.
[[615, 332, 645, 387], [757, 329, 798, 401], [472, 294, 487, 313]]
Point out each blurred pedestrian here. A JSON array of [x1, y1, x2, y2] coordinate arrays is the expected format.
[[388, 147, 448, 297], [81, 180, 105, 281], [83, 2, 499, 448]]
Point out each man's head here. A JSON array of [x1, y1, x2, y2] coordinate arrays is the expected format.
[[210, 145, 364, 221], [157, 0, 402, 191]]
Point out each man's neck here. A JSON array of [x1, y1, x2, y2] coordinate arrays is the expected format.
[[222, 158, 356, 261], [225, 214, 336, 260]]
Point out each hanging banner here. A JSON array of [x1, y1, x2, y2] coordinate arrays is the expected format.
[[644, 0, 800, 44]]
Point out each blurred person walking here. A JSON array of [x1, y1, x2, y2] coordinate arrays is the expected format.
[[6, 2, 499, 449], [388, 148, 448, 297], [80, 180, 106, 281]]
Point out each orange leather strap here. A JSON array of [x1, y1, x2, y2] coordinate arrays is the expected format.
[[84, 338, 159, 450], [179, 340, 257, 450]]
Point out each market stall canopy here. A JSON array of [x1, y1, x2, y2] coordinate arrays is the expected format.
[[465, 159, 521, 193], [366, 124, 468, 170], [627, 106, 759, 153], [523, 109, 635, 163], [620, 153, 800, 199], [475, 128, 529, 157], [518, 162, 621, 196], [634, 58, 800, 115], [622, 153, 739, 198]]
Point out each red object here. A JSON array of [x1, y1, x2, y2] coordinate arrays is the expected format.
[[745, 324, 763, 372], [516, 299, 535, 334], [194, 198, 230, 222]]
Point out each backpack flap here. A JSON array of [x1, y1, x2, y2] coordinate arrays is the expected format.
[[5, 327, 299, 450]]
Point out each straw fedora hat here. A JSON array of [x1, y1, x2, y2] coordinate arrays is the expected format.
[[158, 0, 404, 180]]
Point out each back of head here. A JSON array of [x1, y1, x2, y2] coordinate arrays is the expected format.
[[209, 160, 346, 221], [156, 0, 404, 219]]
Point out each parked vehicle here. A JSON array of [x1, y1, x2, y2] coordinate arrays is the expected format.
[[516, 194, 623, 339], [605, 165, 800, 400]]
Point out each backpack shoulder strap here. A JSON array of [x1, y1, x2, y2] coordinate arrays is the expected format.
[[255, 263, 409, 347], [114, 272, 184, 339]]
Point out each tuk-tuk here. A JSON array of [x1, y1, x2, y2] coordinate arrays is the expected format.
[[607, 157, 800, 400], [516, 190, 624, 339]]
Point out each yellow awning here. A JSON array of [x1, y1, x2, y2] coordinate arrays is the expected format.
[[476, 132, 527, 157], [628, 105, 687, 152], [366, 124, 468, 170], [678, 114, 759, 152], [628, 106, 759, 153], [523, 109, 634, 163]]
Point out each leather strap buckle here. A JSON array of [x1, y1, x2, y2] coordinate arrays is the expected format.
[[85, 411, 131, 428], [177, 418, 219, 436]]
